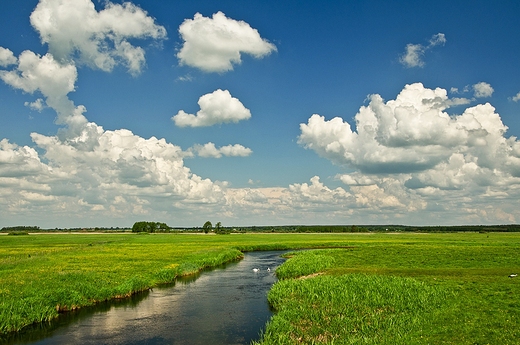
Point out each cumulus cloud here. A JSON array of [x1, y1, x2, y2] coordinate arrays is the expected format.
[[0, 0, 233, 225], [287, 176, 352, 205], [2, 1, 520, 226], [30, 0, 166, 76], [299, 83, 518, 176], [190, 142, 252, 158], [0, 139, 50, 178], [223, 177, 356, 223], [0, 121, 227, 222], [172, 89, 251, 127], [511, 92, 520, 102], [400, 33, 446, 68], [0, 47, 17, 67], [1, 0, 167, 138], [472, 82, 494, 98], [296, 83, 520, 223], [177, 11, 276, 73], [0, 50, 88, 137]]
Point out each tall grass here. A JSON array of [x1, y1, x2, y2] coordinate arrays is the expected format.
[[275, 249, 337, 280], [260, 274, 449, 344], [254, 236, 520, 345], [0, 234, 244, 333]]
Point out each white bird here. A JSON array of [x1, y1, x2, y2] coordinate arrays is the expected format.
[[253, 268, 259, 272], [509, 273, 518, 278]]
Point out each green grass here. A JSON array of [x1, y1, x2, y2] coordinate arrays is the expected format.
[[260, 274, 449, 344], [254, 234, 520, 344], [0, 232, 361, 333], [1, 232, 520, 344]]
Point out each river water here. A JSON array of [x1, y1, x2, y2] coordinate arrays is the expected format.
[[4, 251, 286, 345]]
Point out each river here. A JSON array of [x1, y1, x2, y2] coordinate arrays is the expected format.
[[3, 251, 286, 345]]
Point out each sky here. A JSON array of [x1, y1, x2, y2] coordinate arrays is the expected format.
[[1, 0, 520, 228]]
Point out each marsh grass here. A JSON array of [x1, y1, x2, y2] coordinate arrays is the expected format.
[[275, 249, 337, 280], [254, 234, 520, 344], [260, 274, 449, 344], [0, 234, 245, 333]]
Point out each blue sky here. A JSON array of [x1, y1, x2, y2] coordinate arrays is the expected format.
[[1, 0, 520, 228]]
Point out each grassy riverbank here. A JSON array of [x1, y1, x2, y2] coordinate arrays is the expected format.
[[256, 234, 520, 344], [0, 232, 360, 333], [1, 232, 519, 344]]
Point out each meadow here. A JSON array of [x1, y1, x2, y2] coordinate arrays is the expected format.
[[1, 232, 519, 344]]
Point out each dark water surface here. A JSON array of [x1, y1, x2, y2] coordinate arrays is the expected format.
[[4, 251, 286, 345]]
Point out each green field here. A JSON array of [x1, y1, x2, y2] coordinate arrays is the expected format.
[[1, 232, 519, 344]]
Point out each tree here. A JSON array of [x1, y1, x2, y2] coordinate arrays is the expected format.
[[215, 221, 222, 234], [132, 221, 171, 233], [203, 221, 212, 234]]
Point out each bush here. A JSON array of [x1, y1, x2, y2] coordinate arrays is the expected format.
[[7, 231, 29, 236]]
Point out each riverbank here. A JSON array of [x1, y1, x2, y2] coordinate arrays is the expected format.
[[0, 232, 346, 333], [255, 234, 520, 344], [0, 234, 245, 333]]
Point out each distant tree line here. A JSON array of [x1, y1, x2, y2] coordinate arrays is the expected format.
[[3, 223, 520, 234], [224, 224, 520, 233], [1, 226, 40, 232], [294, 225, 369, 233]]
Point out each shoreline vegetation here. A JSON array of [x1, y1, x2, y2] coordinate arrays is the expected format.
[[1, 232, 519, 344]]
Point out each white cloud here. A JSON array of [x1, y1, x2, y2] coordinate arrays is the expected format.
[[0, 0, 235, 226], [287, 176, 352, 205], [0, 51, 76, 97], [176, 74, 193, 82], [223, 177, 356, 223], [338, 173, 376, 186], [450, 87, 459, 94], [0, 120, 228, 222], [0, 47, 17, 67], [512, 92, 520, 102], [172, 89, 251, 127], [400, 44, 425, 68], [0, 139, 50, 178], [219, 144, 252, 157], [1, 1, 166, 138], [295, 83, 520, 223], [30, 0, 166, 76], [191, 142, 252, 158], [429, 33, 447, 47], [0, 50, 88, 136], [24, 98, 46, 112], [299, 83, 517, 177], [2, 1, 520, 226], [472, 82, 494, 98], [177, 11, 276, 73], [446, 97, 471, 106], [400, 33, 446, 68]]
